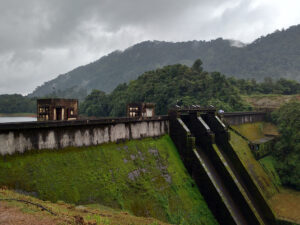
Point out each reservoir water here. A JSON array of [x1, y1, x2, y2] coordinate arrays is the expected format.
[[0, 117, 37, 123]]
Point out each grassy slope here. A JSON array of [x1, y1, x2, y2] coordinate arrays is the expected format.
[[0, 135, 218, 225], [231, 122, 279, 141], [259, 156, 300, 224], [259, 156, 282, 187], [242, 94, 300, 110], [0, 188, 169, 225]]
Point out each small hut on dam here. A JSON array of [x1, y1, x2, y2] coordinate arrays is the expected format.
[[127, 103, 156, 118], [37, 98, 78, 121]]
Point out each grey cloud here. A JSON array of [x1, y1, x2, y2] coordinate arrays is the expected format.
[[0, 0, 299, 94]]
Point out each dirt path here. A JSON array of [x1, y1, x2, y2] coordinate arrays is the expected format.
[[0, 202, 64, 225], [269, 190, 300, 224]]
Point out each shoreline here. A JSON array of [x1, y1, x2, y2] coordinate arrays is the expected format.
[[0, 113, 37, 118]]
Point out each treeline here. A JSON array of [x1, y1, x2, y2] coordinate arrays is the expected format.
[[229, 77, 300, 95], [271, 101, 300, 190], [80, 60, 300, 117], [0, 94, 36, 113], [80, 61, 250, 117]]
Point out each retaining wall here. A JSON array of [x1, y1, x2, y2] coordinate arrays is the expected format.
[[0, 117, 169, 156], [221, 112, 266, 125]]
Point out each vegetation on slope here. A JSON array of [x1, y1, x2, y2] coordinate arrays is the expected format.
[[242, 94, 300, 110], [30, 24, 300, 97], [260, 156, 300, 224], [80, 60, 300, 117], [80, 62, 251, 117], [259, 156, 282, 188], [0, 135, 218, 225], [231, 122, 279, 141], [271, 101, 300, 190], [0, 188, 169, 225], [231, 78, 300, 95], [0, 94, 36, 114]]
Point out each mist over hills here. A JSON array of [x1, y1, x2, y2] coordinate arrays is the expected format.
[[29, 24, 300, 98]]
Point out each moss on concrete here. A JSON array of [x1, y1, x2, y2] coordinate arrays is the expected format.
[[232, 122, 278, 142], [229, 131, 278, 199], [0, 135, 218, 225]]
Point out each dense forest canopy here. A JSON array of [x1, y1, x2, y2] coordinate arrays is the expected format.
[[79, 61, 300, 117], [30, 25, 300, 98], [271, 101, 300, 190], [0, 94, 36, 114]]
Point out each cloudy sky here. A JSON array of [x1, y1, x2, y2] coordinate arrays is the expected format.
[[1, 0, 300, 95]]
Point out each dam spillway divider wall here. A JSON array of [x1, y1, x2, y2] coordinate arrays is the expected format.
[[201, 112, 277, 224], [182, 112, 265, 225], [168, 111, 238, 225]]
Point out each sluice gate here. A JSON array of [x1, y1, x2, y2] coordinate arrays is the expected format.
[[169, 109, 276, 225]]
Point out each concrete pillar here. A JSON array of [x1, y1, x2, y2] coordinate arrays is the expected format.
[[62, 108, 64, 121], [53, 108, 56, 120]]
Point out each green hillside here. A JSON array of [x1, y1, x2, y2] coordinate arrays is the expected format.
[[0, 135, 218, 225], [29, 24, 300, 97], [79, 62, 300, 117]]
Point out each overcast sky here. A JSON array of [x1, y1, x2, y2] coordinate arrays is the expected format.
[[1, 0, 300, 95]]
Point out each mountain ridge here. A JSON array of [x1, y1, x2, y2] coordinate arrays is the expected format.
[[29, 24, 300, 97]]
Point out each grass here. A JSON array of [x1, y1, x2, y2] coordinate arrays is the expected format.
[[0, 188, 170, 225], [242, 94, 300, 110], [259, 156, 282, 187], [231, 122, 278, 141], [0, 135, 218, 225]]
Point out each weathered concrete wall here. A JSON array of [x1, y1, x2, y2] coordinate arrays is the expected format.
[[221, 112, 266, 125], [0, 117, 169, 156]]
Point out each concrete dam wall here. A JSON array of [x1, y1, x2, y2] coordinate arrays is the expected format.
[[0, 117, 169, 155], [221, 112, 266, 125]]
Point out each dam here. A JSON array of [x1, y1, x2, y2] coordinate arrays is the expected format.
[[0, 107, 295, 225]]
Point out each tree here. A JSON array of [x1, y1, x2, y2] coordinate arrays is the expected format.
[[192, 59, 203, 73], [271, 101, 300, 190], [79, 90, 110, 117]]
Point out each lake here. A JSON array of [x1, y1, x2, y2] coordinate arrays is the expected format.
[[0, 117, 37, 123]]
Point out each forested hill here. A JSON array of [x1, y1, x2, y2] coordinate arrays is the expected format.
[[79, 61, 300, 117], [30, 24, 300, 97]]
